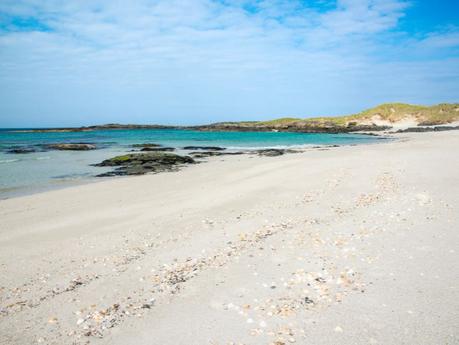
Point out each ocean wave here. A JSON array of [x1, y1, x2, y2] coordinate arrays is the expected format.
[[0, 158, 19, 164], [36, 156, 51, 160]]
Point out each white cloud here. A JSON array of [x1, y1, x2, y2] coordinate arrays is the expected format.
[[417, 28, 459, 49], [0, 0, 457, 126]]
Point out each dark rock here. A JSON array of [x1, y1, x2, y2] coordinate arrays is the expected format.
[[132, 143, 162, 148], [96, 152, 194, 167], [396, 126, 459, 133], [346, 125, 392, 132], [140, 147, 175, 152], [194, 123, 392, 133], [6, 147, 37, 154], [256, 149, 298, 157], [95, 171, 121, 177], [46, 143, 96, 151], [183, 146, 226, 151], [257, 149, 284, 157], [94, 152, 195, 176], [355, 132, 382, 136], [189, 151, 245, 158]]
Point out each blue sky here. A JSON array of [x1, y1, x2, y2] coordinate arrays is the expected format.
[[0, 0, 458, 127]]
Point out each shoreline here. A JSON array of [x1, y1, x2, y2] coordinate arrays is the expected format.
[[0, 137, 390, 200], [1, 131, 458, 345]]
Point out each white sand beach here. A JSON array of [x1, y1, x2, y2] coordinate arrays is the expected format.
[[1, 131, 458, 345]]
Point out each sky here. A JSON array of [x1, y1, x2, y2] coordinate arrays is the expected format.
[[0, 0, 458, 127]]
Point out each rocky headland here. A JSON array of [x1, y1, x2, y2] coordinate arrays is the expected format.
[[10, 103, 459, 134]]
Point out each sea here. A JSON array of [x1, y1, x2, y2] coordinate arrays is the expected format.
[[0, 128, 382, 198]]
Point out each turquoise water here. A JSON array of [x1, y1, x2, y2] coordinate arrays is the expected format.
[[0, 128, 381, 198]]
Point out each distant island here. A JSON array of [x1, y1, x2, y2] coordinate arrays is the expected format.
[[13, 103, 459, 134]]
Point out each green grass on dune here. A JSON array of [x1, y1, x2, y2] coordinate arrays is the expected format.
[[256, 117, 302, 125], [347, 103, 459, 124], [243, 103, 459, 127]]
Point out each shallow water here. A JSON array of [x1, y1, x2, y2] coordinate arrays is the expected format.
[[0, 128, 382, 198]]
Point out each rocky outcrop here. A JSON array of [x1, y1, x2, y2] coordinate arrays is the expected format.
[[140, 147, 175, 152], [14, 124, 178, 133], [190, 148, 303, 158], [255, 149, 299, 157], [183, 146, 226, 151], [189, 151, 245, 158], [132, 143, 162, 148], [6, 147, 37, 154], [46, 143, 97, 151], [131, 143, 175, 152], [193, 123, 391, 133], [396, 126, 459, 133], [94, 152, 195, 176], [6, 143, 98, 153]]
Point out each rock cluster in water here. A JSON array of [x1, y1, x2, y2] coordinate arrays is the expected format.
[[130, 143, 175, 152], [131, 143, 162, 148], [183, 146, 226, 151], [188, 148, 300, 158], [5, 143, 98, 154], [94, 152, 195, 176], [93, 145, 304, 177], [6, 147, 38, 154], [45, 143, 97, 151], [139, 147, 175, 152], [189, 151, 245, 158]]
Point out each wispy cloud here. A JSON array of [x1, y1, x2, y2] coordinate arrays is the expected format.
[[0, 0, 458, 126], [417, 28, 459, 49]]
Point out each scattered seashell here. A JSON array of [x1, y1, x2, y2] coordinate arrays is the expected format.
[[48, 317, 58, 324]]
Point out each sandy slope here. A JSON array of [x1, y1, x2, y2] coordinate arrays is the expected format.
[[0, 132, 458, 345]]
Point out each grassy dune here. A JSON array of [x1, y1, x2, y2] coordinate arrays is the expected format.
[[238, 103, 459, 128]]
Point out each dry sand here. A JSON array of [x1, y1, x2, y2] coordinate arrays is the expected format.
[[0, 131, 458, 345]]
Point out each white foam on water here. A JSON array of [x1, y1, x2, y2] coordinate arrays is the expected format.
[[0, 159, 19, 164]]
